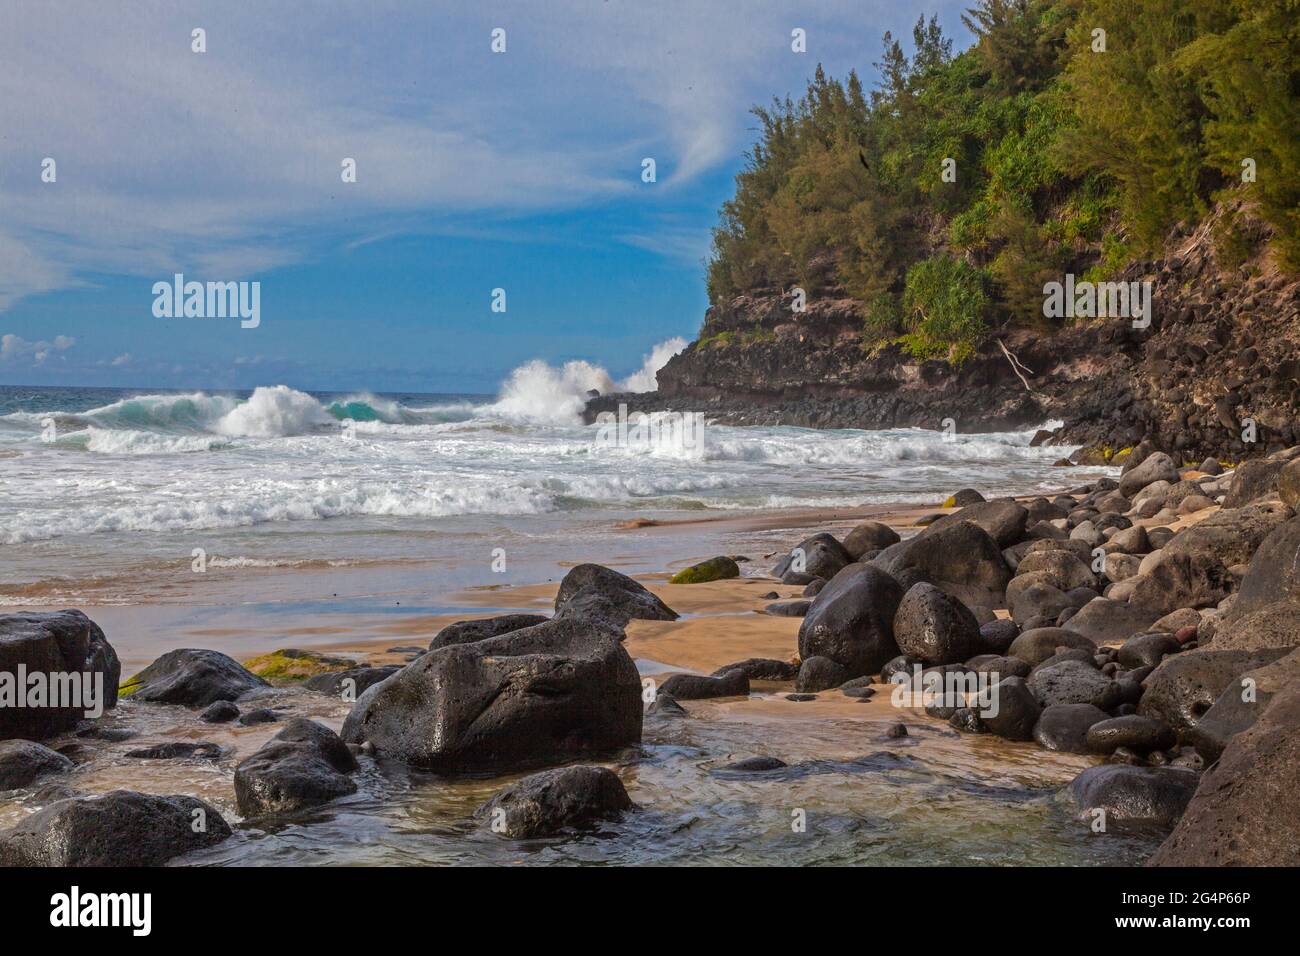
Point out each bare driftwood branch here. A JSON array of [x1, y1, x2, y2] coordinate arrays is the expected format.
[[997, 339, 1038, 395]]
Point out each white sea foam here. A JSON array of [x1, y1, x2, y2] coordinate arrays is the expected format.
[[620, 336, 687, 392], [0, 342, 1097, 545], [213, 385, 336, 437]]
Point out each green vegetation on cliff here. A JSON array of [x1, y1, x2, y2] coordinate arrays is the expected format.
[[706, 0, 1300, 362]]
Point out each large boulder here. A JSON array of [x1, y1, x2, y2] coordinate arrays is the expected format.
[[841, 521, 900, 559], [234, 718, 359, 816], [1209, 600, 1300, 652], [118, 648, 266, 709], [0, 790, 231, 866], [1221, 457, 1285, 508], [892, 583, 980, 665], [1067, 765, 1198, 828], [0, 610, 121, 740], [872, 521, 1012, 611], [1118, 453, 1179, 498], [341, 616, 642, 770], [1138, 647, 1291, 737], [552, 564, 677, 627], [1150, 683, 1300, 865], [1127, 552, 1234, 615], [1230, 515, 1300, 620], [475, 765, 633, 838], [770, 533, 853, 584], [429, 614, 550, 650], [797, 564, 904, 676], [1184, 648, 1300, 764], [1161, 501, 1291, 571], [922, 500, 1028, 548], [0, 739, 74, 789]]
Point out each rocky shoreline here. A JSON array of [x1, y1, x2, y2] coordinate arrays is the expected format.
[[2, 443, 1299, 865], [588, 205, 1300, 466]]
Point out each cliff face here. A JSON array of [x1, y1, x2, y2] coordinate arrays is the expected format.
[[589, 204, 1300, 462]]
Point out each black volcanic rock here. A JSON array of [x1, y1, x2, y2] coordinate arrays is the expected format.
[[798, 563, 904, 676], [0, 610, 121, 740]]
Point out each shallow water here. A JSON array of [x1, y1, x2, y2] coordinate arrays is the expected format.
[[0, 680, 1163, 867]]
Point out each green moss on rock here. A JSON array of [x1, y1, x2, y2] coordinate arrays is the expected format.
[[241, 648, 354, 686], [669, 556, 741, 584]]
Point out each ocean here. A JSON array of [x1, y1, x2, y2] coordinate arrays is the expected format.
[[0, 372, 1153, 867], [0, 367, 1100, 615]]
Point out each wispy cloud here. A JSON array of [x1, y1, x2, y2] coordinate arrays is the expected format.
[[0, 1, 966, 315], [0, 332, 76, 365]]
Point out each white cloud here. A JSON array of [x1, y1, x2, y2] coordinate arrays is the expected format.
[[0, 332, 76, 364], [0, 1, 966, 312]]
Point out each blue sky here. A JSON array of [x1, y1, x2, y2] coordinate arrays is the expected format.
[[0, 1, 969, 394]]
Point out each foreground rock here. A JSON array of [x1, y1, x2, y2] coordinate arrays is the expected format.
[[798, 564, 904, 676], [1067, 765, 1199, 828], [552, 564, 677, 627], [429, 614, 550, 650], [342, 616, 641, 770], [1138, 648, 1290, 736], [922, 499, 1028, 547], [0, 610, 121, 740], [1210, 601, 1300, 652], [1185, 648, 1300, 764], [1150, 684, 1300, 865], [0, 790, 231, 865], [118, 648, 267, 709], [1228, 514, 1300, 619], [872, 521, 1011, 612], [892, 583, 980, 665], [0, 739, 74, 789], [234, 718, 359, 816], [475, 765, 633, 838]]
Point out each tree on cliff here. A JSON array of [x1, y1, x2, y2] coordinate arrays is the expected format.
[[706, 0, 1299, 362]]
